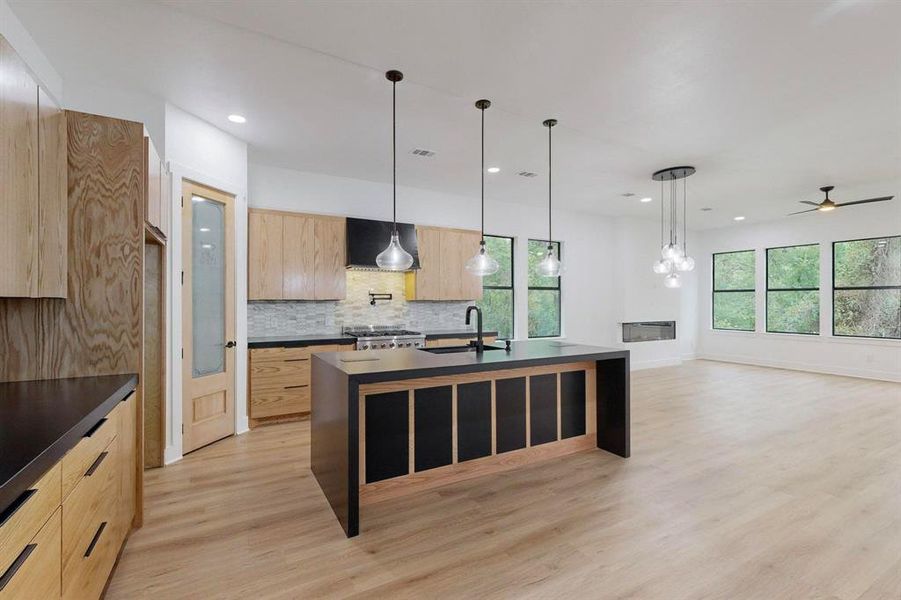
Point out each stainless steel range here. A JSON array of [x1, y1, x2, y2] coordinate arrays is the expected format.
[[343, 325, 426, 350]]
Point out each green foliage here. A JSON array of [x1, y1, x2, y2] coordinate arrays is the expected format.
[[528, 239, 561, 337], [834, 236, 900, 338], [767, 291, 819, 334], [714, 251, 755, 290], [768, 245, 819, 289], [765, 245, 819, 334], [477, 236, 514, 339], [482, 236, 512, 288], [713, 292, 755, 331]]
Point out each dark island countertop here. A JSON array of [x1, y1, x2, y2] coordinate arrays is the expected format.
[[0, 374, 138, 515], [314, 340, 628, 384], [247, 329, 499, 349]]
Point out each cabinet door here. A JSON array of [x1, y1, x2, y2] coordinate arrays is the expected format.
[[0, 35, 39, 297], [459, 230, 483, 300], [248, 210, 284, 300], [313, 216, 346, 300], [158, 165, 170, 239], [439, 230, 465, 300], [37, 86, 67, 297], [283, 214, 314, 299], [144, 137, 161, 231], [412, 226, 441, 300]]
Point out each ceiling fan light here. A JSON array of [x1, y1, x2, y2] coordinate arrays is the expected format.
[[818, 203, 836, 212]]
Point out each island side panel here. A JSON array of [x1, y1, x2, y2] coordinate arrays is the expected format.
[[311, 355, 359, 537], [595, 356, 630, 457]]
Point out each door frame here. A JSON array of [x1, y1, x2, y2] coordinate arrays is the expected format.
[[179, 178, 238, 455]]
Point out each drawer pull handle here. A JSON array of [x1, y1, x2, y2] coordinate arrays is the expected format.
[[0, 489, 36, 528], [84, 417, 107, 438], [84, 522, 107, 558], [284, 358, 309, 362], [284, 384, 308, 389], [0, 543, 36, 591], [85, 452, 108, 477]]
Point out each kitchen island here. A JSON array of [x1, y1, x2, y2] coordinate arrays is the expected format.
[[311, 340, 629, 537]]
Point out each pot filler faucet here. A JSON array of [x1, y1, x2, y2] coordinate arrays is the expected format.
[[465, 305, 484, 354]]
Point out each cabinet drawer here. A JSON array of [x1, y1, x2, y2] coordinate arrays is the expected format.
[[61, 510, 118, 600], [0, 508, 61, 599], [62, 403, 120, 499], [251, 344, 338, 363], [62, 437, 119, 579], [250, 386, 311, 419], [0, 463, 60, 578], [250, 359, 310, 390]]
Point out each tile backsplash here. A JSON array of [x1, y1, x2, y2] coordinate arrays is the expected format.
[[248, 271, 474, 336]]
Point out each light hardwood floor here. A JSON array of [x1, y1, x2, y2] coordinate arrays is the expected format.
[[107, 360, 901, 599]]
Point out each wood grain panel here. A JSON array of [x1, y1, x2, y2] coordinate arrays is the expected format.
[[459, 229, 483, 301], [143, 242, 163, 468], [313, 216, 346, 300], [439, 230, 465, 300], [0, 35, 38, 297], [37, 86, 67, 298], [283, 214, 314, 299], [250, 386, 310, 419], [0, 462, 60, 575], [406, 226, 441, 300], [159, 165, 170, 239], [0, 507, 61, 599], [144, 136, 161, 232], [248, 209, 283, 300]]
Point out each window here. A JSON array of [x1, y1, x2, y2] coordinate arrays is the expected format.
[[766, 244, 819, 334], [477, 235, 514, 339], [712, 250, 755, 331], [833, 236, 901, 339], [528, 239, 561, 337]]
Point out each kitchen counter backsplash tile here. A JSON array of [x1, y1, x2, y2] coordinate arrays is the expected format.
[[248, 271, 474, 337]]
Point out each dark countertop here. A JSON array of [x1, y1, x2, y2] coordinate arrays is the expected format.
[[0, 374, 138, 515], [247, 329, 499, 348], [313, 340, 628, 384]]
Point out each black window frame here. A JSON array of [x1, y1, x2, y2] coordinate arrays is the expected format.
[[832, 235, 901, 340], [527, 239, 562, 339], [765, 243, 820, 336], [712, 249, 756, 332], [480, 234, 515, 340]]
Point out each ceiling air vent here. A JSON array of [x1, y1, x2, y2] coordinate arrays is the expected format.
[[410, 148, 436, 157], [518, 171, 538, 178]]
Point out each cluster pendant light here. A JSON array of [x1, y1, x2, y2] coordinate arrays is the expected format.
[[465, 99, 500, 277], [375, 69, 415, 271], [538, 118, 562, 277], [651, 166, 696, 288]]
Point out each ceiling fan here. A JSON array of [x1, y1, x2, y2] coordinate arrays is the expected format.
[[789, 186, 894, 215]]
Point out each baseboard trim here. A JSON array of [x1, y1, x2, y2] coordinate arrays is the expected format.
[[697, 353, 901, 383]]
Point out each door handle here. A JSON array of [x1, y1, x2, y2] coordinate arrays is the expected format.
[[225, 340, 237, 349]]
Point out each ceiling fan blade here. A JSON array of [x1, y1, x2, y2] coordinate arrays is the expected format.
[[834, 196, 894, 207], [799, 200, 821, 207], [788, 208, 820, 215]]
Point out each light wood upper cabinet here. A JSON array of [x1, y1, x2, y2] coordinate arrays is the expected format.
[[37, 87, 67, 297], [406, 226, 483, 301], [159, 164, 170, 239], [144, 135, 162, 233], [0, 34, 67, 298], [313, 216, 346, 300], [249, 210, 284, 300], [283, 214, 314, 299], [248, 209, 346, 301]]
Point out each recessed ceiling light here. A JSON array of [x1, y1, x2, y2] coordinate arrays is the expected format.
[[487, 167, 500, 173], [640, 197, 653, 203], [733, 216, 745, 221], [199, 227, 210, 232], [201, 243, 213, 249], [228, 114, 246, 124]]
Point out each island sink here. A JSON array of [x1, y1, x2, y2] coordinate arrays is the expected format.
[[310, 339, 630, 537]]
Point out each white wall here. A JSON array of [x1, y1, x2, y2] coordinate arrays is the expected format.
[[695, 183, 901, 382], [0, 0, 62, 101], [248, 164, 696, 368], [166, 104, 248, 464]]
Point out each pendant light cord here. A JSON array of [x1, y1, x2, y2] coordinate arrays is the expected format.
[[480, 104, 485, 241], [547, 123, 553, 247], [682, 175, 687, 254], [392, 78, 397, 234]]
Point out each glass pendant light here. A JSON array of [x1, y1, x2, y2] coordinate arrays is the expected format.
[[653, 259, 673, 274], [538, 118, 562, 278], [465, 99, 500, 277], [375, 70, 414, 271], [663, 270, 682, 288], [651, 166, 695, 281]]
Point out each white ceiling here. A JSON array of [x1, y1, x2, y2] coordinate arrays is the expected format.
[[9, 0, 901, 228]]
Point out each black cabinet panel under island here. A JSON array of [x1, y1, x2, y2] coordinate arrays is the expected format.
[[311, 340, 630, 537]]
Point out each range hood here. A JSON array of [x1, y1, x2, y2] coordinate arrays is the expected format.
[[345, 217, 420, 270]]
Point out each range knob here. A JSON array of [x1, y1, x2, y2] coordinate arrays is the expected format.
[[389, 342, 397, 349], [380, 343, 387, 348], [360, 343, 369, 350]]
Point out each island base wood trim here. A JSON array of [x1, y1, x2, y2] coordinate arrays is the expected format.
[[249, 411, 310, 429], [357, 361, 595, 396], [359, 434, 597, 506]]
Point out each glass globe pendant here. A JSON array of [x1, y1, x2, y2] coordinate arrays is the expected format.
[[661, 242, 682, 261], [375, 69, 414, 271], [675, 254, 695, 272], [538, 118, 563, 278], [663, 270, 682, 288], [653, 258, 672, 274], [465, 99, 500, 277], [539, 243, 562, 277]]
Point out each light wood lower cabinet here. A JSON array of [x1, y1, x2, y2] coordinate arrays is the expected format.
[[249, 345, 353, 424], [0, 393, 137, 600]]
